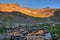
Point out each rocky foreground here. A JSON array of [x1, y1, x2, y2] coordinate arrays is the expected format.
[[0, 23, 60, 40]]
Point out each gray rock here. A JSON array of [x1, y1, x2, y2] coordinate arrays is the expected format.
[[20, 29, 25, 32], [14, 23, 20, 27], [57, 37, 60, 40], [27, 26, 34, 33], [44, 33, 52, 40], [33, 27, 39, 32], [0, 34, 11, 40], [52, 24, 56, 26], [10, 35, 25, 40], [0, 34, 5, 40], [52, 33, 59, 40]]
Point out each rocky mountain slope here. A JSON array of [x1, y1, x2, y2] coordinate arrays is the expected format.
[[0, 3, 60, 24], [0, 10, 60, 24]]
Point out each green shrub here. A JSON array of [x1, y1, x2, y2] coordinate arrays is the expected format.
[[34, 23, 60, 36]]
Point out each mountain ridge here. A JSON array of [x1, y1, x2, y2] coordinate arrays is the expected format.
[[0, 3, 56, 18]]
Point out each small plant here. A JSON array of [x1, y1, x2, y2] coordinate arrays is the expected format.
[[0, 25, 6, 34], [34, 23, 60, 36]]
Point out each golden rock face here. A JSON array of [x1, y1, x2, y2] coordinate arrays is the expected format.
[[0, 3, 54, 18]]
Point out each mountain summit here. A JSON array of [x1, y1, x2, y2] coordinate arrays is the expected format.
[[0, 3, 55, 18]]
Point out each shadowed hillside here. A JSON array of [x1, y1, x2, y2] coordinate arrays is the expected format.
[[0, 11, 60, 24]]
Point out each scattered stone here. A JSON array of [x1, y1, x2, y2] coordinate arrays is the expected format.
[[27, 26, 34, 33], [19, 29, 25, 32], [0, 34, 11, 40], [0, 24, 59, 40], [44, 32, 52, 40], [26, 35, 44, 40], [52, 33, 59, 40], [57, 37, 60, 40]]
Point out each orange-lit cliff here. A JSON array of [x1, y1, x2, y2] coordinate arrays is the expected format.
[[0, 3, 54, 18]]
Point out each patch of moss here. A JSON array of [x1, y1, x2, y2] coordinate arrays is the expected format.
[[34, 23, 60, 36]]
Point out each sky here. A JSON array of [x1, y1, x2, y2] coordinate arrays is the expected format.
[[0, 0, 60, 9]]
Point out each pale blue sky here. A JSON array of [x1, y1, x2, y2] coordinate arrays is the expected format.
[[0, 0, 60, 9]]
